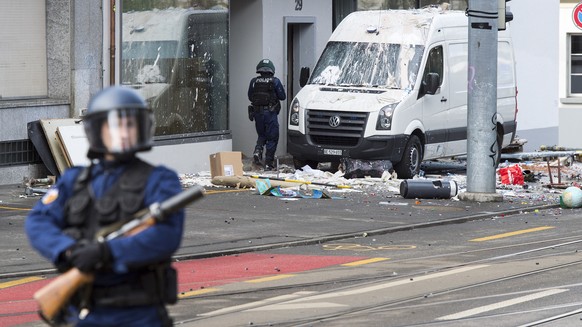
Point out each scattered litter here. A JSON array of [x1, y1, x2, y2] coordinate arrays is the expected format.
[[176, 150, 582, 207], [379, 202, 409, 206], [255, 179, 341, 199], [25, 187, 49, 196], [246, 174, 350, 189], [341, 158, 393, 179]]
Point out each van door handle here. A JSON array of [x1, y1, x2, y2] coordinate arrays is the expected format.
[[440, 97, 447, 103]]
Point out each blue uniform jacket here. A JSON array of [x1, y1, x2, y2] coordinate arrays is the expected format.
[[25, 161, 185, 279]]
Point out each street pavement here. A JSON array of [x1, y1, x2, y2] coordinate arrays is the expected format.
[[0, 167, 564, 279]]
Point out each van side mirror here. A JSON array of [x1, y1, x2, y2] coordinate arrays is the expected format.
[[424, 73, 440, 95], [299, 67, 310, 87]]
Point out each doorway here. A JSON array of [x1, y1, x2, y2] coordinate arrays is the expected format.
[[283, 18, 315, 153]]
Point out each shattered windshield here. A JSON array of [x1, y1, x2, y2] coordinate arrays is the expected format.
[[309, 41, 424, 90]]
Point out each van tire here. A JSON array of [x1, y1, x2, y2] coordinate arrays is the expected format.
[[395, 135, 422, 179]]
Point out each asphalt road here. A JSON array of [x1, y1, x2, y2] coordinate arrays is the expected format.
[[0, 180, 562, 277], [0, 178, 579, 326]]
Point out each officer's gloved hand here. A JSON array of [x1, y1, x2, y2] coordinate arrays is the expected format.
[[69, 241, 111, 273]]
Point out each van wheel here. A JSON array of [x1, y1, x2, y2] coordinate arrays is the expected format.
[[395, 135, 422, 179], [293, 158, 318, 170]]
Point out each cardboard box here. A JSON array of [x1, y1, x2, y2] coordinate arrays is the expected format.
[[209, 152, 243, 178]]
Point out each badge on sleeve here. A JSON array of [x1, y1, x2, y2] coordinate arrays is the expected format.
[[41, 188, 59, 205]]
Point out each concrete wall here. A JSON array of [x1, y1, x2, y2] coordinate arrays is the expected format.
[[510, 0, 560, 151], [71, 0, 103, 116], [138, 138, 232, 173]]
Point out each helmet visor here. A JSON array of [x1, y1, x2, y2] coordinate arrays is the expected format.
[[85, 108, 153, 157]]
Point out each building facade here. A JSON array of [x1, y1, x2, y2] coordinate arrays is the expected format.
[[560, 0, 582, 148], [0, 0, 561, 184]]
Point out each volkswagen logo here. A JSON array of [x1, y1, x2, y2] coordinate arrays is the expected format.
[[329, 115, 341, 128]]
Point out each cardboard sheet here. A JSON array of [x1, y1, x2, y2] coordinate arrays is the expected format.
[[40, 119, 81, 174], [56, 124, 90, 167]]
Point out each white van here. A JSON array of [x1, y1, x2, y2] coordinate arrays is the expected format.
[[287, 8, 517, 178]]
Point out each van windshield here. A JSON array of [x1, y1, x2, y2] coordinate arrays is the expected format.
[[309, 41, 424, 90]]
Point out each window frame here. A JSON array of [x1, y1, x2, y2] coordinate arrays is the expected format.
[[0, 0, 48, 100], [569, 33, 582, 97]]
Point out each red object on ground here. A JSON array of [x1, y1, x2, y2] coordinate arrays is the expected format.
[[498, 164, 524, 185]]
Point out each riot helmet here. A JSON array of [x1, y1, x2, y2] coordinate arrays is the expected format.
[[256, 59, 275, 75], [84, 86, 154, 160]]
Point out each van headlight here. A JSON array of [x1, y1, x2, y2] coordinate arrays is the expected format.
[[376, 103, 397, 130], [289, 99, 301, 126]]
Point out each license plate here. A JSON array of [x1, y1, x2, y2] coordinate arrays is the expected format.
[[323, 149, 343, 156]]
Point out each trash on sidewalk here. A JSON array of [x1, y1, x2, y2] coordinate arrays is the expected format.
[[341, 158, 393, 179], [498, 164, 524, 185], [255, 179, 341, 199], [25, 187, 49, 196], [24, 176, 56, 187], [559, 186, 582, 208], [379, 201, 409, 206], [209, 152, 243, 178], [399, 179, 458, 199], [211, 175, 298, 188], [246, 174, 351, 189]]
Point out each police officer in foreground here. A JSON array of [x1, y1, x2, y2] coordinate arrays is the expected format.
[[25, 86, 184, 326], [248, 59, 286, 170]]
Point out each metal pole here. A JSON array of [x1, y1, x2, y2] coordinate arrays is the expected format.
[[462, 0, 502, 202]]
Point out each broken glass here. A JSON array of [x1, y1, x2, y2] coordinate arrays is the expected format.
[[309, 41, 424, 91]]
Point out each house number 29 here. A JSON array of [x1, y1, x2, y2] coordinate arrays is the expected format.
[[295, 0, 302, 10]]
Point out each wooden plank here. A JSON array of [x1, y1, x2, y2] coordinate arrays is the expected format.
[[211, 176, 300, 189]]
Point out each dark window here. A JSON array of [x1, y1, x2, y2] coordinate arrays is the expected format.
[[121, 1, 229, 136], [571, 35, 582, 95]]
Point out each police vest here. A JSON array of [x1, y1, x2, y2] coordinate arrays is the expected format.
[[64, 159, 178, 307], [250, 76, 277, 107], [64, 159, 154, 240]]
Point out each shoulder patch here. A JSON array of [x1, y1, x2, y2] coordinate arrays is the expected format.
[[41, 188, 59, 205]]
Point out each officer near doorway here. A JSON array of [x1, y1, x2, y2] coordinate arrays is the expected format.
[[247, 59, 286, 170], [25, 86, 183, 326]]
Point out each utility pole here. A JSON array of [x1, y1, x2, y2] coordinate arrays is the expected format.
[[459, 0, 503, 202]]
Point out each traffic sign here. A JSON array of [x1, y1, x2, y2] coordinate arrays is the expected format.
[[573, 2, 582, 29]]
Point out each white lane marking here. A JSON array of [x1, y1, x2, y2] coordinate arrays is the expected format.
[[198, 291, 317, 317], [437, 288, 568, 321], [284, 265, 489, 303], [246, 265, 489, 312], [247, 302, 348, 311]]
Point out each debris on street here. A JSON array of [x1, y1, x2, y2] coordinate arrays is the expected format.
[[178, 145, 582, 208]]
